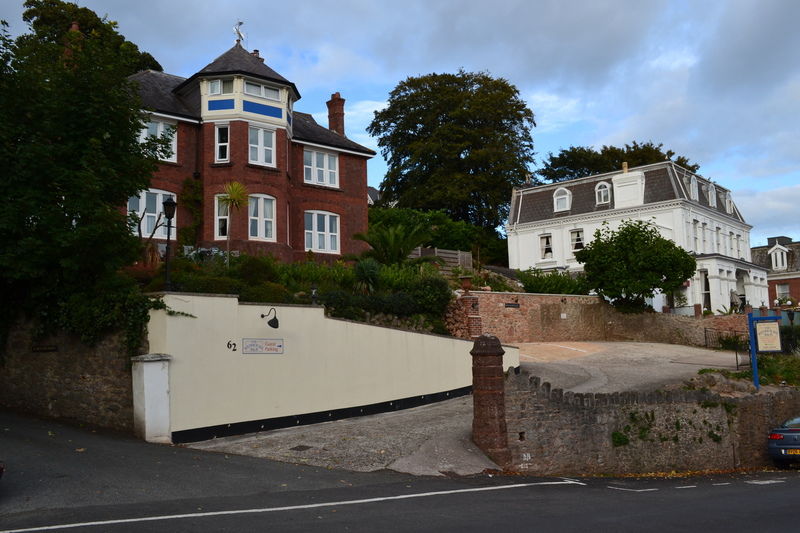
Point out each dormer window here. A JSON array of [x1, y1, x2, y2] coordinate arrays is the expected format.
[[769, 245, 789, 271], [244, 81, 280, 101], [725, 192, 733, 214], [553, 188, 571, 212], [208, 79, 233, 95], [595, 182, 611, 205], [708, 184, 717, 207], [690, 176, 698, 200]]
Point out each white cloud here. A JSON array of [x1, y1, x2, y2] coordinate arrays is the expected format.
[[734, 185, 800, 245]]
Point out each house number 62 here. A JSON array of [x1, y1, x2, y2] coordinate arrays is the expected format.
[[226, 340, 237, 352]]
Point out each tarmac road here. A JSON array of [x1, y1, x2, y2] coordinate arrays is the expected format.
[[190, 342, 742, 476]]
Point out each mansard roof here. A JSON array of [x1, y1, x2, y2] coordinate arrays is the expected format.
[[174, 42, 300, 100], [509, 162, 745, 226], [751, 237, 800, 272], [293, 112, 375, 156], [130, 70, 198, 118]]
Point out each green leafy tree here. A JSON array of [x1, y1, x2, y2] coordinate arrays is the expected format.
[[218, 181, 249, 267], [0, 11, 168, 348], [575, 220, 696, 312], [19, 0, 161, 74], [537, 141, 699, 183], [368, 69, 536, 231], [354, 222, 431, 265]]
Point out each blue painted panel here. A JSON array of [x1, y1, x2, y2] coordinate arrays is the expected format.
[[243, 100, 282, 118], [287, 112, 292, 125], [208, 99, 235, 111]]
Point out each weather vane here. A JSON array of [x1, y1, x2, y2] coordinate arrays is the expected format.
[[234, 20, 245, 43]]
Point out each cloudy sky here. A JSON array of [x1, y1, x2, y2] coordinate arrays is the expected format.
[[2, 0, 798, 245]]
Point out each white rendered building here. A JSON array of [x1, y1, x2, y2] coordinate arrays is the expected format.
[[506, 162, 768, 313]]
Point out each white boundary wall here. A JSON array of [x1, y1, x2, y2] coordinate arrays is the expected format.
[[146, 293, 519, 436]]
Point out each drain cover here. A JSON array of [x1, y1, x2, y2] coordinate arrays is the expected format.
[[290, 445, 313, 451]]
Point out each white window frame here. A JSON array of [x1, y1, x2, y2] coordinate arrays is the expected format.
[[140, 119, 177, 163], [777, 283, 791, 300], [595, 182, 610, 205], [304, 210, 340, 254], [540, 234, 553, 260], [303, 149, 339, 188], [725, 193, 733, 213], [708, 184, 717, 207], [570, 229, 584, 253], [553, 188, 571, 212], [127, 189, 176, 240], [690, 176, 698, 201], [248, 125, 275, 167], [208, 78, 234, 96], [244, 80, 280, 101], [770, 247, 788, 270], [248, 194, 276, 242], [215, 124, 229, 163], [214, 194, 229, 240]]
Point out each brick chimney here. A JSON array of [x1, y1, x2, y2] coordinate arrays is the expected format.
[[251, 49, 264, 63], [326, 92, 345, 136]]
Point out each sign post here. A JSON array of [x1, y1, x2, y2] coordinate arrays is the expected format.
[[746, 312, 783, 391]]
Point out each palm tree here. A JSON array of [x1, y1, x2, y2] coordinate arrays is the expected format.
[[219, 181, 248, 267], [353, 222, 431, 265]]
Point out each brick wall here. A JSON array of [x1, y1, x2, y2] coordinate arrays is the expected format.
[[499, 372, 800, 475], [0, 321, 135, 432], [447, 291, 753, 347]]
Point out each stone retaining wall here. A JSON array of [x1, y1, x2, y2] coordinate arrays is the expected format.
[[448, 291, 751, 347], [0, 321, 135, 432], [503, 372, 800, 475]]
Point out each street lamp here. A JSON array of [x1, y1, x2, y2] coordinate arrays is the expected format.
[[162, 196, 177, 291]]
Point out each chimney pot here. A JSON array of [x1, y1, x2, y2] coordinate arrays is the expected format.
[[622, 161, 629, 173]]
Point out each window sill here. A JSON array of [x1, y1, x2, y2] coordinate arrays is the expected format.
[[305, 249, 341, 255], [246, 163, 281, 173], [157, 160, 180, 167], [249, 238, 278, 243], [302, 182, 342, 192]]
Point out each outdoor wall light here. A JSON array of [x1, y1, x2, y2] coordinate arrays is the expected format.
[[311, 283, 318, 305], [261, 308, 279, 329]]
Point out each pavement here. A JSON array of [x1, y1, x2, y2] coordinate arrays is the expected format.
[[189, 341, 744, 477]]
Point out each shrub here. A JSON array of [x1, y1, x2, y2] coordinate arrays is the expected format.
[[236, 255, 279, 286], [239, 281, 292, 303], [517, 269, 589, 295]]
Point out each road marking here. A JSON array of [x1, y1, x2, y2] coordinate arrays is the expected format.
[[606, 486, 659, 493], [545, 344, 589, 353], [712, 483, 731, 486], [0, 480, 585, 533], [745, 480, 785, 485], [675, 485, 696, 489]]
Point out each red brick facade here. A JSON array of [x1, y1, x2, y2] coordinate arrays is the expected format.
[[146, 119, 369, 262]]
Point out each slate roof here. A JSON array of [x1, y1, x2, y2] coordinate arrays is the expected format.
[[129, 70, 197, 118], [129, 44, 374, 156], [509, 162, 744, 225], [293, 112, 375, 156], [751, 237, 800, 273], [174, 43, 300, 99]]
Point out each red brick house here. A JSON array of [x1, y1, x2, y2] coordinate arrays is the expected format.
[[751, 236, 800, 306], [128, 42, 374, 262]]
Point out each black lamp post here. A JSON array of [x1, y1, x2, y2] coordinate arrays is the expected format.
[[162, 197, 177, 291]]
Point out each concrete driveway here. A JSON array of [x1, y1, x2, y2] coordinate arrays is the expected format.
[[518, 341, 743, 393], [189, 342, 741, 476]]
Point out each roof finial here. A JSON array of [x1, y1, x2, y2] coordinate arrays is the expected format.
[[233, 20, 245, 44]]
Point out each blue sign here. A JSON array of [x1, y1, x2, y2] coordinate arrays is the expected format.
[[747, 312, 782, 391]]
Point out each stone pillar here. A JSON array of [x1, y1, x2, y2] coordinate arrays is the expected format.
[[470, 335, 511, 467], [694, 303, 702, 318], [131, 353, 172, 444]]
